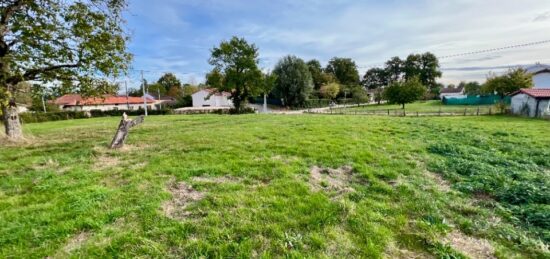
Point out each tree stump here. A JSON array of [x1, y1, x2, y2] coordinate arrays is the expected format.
[[109, 113, 145, 149], [2, 102, 23, 141]]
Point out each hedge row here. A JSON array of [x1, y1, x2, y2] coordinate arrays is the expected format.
[[7, 109, 173, 124]]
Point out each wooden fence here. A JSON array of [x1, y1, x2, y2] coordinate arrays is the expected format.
[[306, 107, 506, 117]]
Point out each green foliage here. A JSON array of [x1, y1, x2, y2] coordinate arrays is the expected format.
[[273, 55, 314, 107], [383, 77, 427, 108], [147, 83, 167, 97], [306, 60, 324, 90], [17, 111, 89, 123], [403, 52, 442, 92], [320, 83, 340, 100], [462, 81, 482, 96], [157, 73, 182, 92], [205, 68, 224, 89], [325, 57, 360, 86], [362, 67, 388, 90], [384, 57, 404, 82], [482, 68, 533, 98], [208, 37, 262, 113]]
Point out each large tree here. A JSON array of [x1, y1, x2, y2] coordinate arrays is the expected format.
[[384, 56, 404, 83], [482, 68, 533, 99], [208, 37, 262, 113], [0, 0, 131, 140], [383, 77, 426, 109], [157, 73, 181, 92], [325, 57, 360, 86], [273, 55, 313, 107], [403, 52, 442, 93], [463, 81, 482, 96], [362, 67, 389, 90], [306, 59, 326, 90]]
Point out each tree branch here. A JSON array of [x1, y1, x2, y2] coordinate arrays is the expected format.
[[23, 62, 80, 81], [0, 0, 26, 35]]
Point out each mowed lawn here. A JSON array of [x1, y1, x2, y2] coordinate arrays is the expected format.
[[0, 114, 548, 258], [336, 100, 497, 114]]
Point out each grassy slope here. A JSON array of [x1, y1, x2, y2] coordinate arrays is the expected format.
[[336, 100, 496, 113], [0, 115, 548, 258]]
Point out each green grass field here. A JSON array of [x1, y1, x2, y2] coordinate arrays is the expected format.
[[335, 100, 497, 115], [1, 114, 548, 258]]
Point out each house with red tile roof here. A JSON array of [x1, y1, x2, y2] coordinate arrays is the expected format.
[[54, 94, 156, 112], [510, 88, 550, 118]]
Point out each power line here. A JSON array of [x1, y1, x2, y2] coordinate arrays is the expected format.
[[439, 39, 550, 59]]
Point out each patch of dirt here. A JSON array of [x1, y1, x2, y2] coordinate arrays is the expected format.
[[92, 155, 121, 170], [444, 231, 496, 259], [57, 232, 89, 256], [384, 243, 434, 259], [309, 165, 356, 195], [191, 176, 240, 184], [424, 171, 452, 192], [162, 181, 205, 220]]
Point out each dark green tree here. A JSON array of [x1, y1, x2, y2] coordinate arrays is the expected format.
[[325, 57, 360, 86], [273, 55, 313, 107], [383, 77, 426, 109], [208, 37, 262, 113], [463, 81, 481, 96], [306, 59, 325, 90], [403, 52, 442, 93], [157, 73, 181, 92], [384, 57, 404, 82], [0, 0, 131, 140], [362, 67, 389, 90]]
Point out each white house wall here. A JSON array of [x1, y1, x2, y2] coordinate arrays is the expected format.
[[192, 90, 233, 107], [511, 94, 550, 117], [533, 73, 550, 89], [62, 103, 156, 112]]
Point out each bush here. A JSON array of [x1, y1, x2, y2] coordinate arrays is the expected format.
[[18, 111, 89, 123], [88, 109, 172, 117]]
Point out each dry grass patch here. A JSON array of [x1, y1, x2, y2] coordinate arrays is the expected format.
[[92, 155, 121, 171], [51, 232, 90, 258], [443, 231, 496, 259], [162, 181, 205, 220], [384, 242, 434, 259], [191, 176, 241, 184], [309, 165, 356, 196]]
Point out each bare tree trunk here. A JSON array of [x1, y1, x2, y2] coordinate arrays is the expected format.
[[2, 101, 23, 140], [110, 113, 145, 149]]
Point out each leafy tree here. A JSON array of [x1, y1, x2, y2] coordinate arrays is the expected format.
[[403, 52, 442, 93], [384, 57, 404, 82], [182, 85, 199, 96], [325, 57, 360, 86], [362, 67, 389, 90], [320, 83, 340, 100], [208, 37, 262, 113], [383, 77, 426, 109], [205, 68, 224, 89], [0, 0, 131, 140], [463, 81, 481, 96], [273, 55, 313, 107], [148, 83, 167, 98], [306, 59, 327, 90], [157, 73, 181, 92], [166, 86, 183, 98], [259, 72, 277, 112], [482, 68, 533, 99]]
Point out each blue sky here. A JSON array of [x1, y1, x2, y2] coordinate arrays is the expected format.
[[124, 0, 550, 88]]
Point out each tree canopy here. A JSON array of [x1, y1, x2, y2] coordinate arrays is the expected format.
[[325, 57, 360, 86], [0, 0, 131, 139], [273, 55, 313, 107], [403, 52, 442, 92], [362, 67, 389, 90], [462, 81, 482, 96], [208, 36, 262, 113], [383, 77, 426, 109], [157, 73, 181, 92], [320, 83, 340, 100], [482, 68, 533, 98]]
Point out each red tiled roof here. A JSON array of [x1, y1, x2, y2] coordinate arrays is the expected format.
[[201, 88, 231, 97], [511, 88, 550, 98], [54, 94, 155, 106]]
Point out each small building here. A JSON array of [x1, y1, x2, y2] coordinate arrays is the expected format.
[[525, 64, 550, 89], [54, 94, 156, 112], [510, 88, 550, 118], [192, 88, 232, 108], [439, 86, 465, 99]]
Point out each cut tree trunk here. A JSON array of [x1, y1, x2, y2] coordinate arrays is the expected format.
[[109, 113, 145, 149], [2, 102, 23, 141]]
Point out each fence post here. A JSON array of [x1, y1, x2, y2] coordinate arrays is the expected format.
[[489, 108, 492, 115], [464, 108, 467, 116], [477, 107, 479, 116], [403, 110, 406, 117], [387, 109, 390, 116], [417, 111, 419, 117], [439, 108, 441, 116]]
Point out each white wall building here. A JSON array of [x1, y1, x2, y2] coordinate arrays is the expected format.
[[526, 64, 550, 89], [192, 89, 233, 107], [439, 86, 465, 99], [510, 89, 550, 118]]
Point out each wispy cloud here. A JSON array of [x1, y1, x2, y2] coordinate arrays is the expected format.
[[124, 0, 550, 86]]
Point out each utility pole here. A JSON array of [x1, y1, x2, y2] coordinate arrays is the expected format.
[[125, 81, 130, 110], [157, 87, 162, 110], [141, 70, 148, 116], [41, 94, 47, 113]]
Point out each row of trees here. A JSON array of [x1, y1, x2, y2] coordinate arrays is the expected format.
[[205, 37, 373, 112]]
